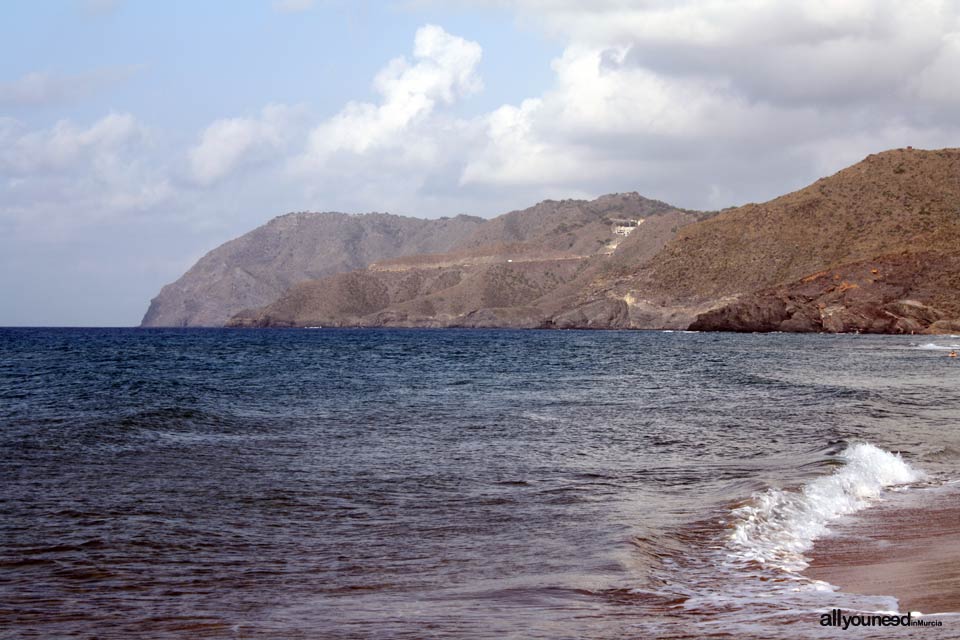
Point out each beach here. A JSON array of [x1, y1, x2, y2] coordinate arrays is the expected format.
[[806, 483, 960, 616]]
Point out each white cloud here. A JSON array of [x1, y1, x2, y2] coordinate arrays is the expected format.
[[14, 8, 960, 243], [182, 8, 960, 216], [184, 25, 484, 198], [451, 0, 960, 207], [299, 24, 482, 160], [1, 112, 142, 174], [188, 104, 305, 185], [913, 30, 960, 105], [0, 113, 172, 230], [486, 0, 960, 112]]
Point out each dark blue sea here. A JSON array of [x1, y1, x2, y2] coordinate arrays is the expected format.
[[2, 328, 959, 639]]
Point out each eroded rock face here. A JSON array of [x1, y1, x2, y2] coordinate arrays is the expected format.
[[688, 298, 791, 333], [928, 319, 960, 334], [225, 258, 591, 328], [634, 148, 960, 304], [689, 252, 960, 334], [550, 300, 630, 329]]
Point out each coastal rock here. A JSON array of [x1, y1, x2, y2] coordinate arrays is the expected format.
[[686, 298, 790, 332], [550, 299, 630, 329], [926, 319, 960, 334], [689, 252, 960, 334]]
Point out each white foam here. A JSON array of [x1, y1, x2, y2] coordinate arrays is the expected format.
[[915, 342, 960, 350], [727, 443, 923, 572]]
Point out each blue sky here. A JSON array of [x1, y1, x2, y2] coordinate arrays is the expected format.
[[3, 0, 960, 325]]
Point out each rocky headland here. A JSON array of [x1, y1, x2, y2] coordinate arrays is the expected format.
[[142, 147, 960, 334]]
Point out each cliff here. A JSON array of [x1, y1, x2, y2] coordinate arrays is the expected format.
[[140, 212, 484, 327]]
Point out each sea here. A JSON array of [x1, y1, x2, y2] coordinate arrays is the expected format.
[[2, 328, 959, 639]]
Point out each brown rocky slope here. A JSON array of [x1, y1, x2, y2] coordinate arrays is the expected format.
[[566, 147, 960, 333], [226, 194, 707, 328], [171, 147, 960, 334], [140, 212, 485, 327]]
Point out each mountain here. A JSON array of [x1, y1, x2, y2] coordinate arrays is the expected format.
[[140, 212, 485, 327], [572, 147, 960, 332], [224, 194, 707, 328], [149, 147, 960, 334]]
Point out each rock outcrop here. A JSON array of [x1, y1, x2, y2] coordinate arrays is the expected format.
[[689, 252, 960, 334]]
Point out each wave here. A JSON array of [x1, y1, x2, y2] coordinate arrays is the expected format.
[[914, 342, 960, 350], [726, 443, 923, 572]]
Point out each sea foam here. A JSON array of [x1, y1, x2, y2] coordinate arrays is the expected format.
[[727, 443, 922, 572], [915, 342, 960, 350]]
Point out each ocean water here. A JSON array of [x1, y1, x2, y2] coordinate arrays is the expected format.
[[2, 328, 959, 639]]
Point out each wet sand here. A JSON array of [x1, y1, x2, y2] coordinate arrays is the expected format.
[[805, 485, 960, 614]]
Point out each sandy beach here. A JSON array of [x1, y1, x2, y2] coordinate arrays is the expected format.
[[805, 484, 960, 615]]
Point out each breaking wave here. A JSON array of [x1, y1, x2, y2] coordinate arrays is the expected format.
[[727, 443, 923, 572]]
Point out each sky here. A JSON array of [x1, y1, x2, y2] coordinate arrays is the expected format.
[[3, 0, 960, 326]]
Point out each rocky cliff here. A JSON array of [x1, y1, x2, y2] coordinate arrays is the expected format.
[[140, 212, 485, 327]]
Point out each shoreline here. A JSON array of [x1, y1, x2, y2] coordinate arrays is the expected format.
[[805, 484, 960, 615]]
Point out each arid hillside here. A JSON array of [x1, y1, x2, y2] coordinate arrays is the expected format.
[[641, 147, 960, 302], [575, 147, 960, 332], [151, 147, 960, 334], [140, 212, 485, 327], [226, 195, 705, 328]]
